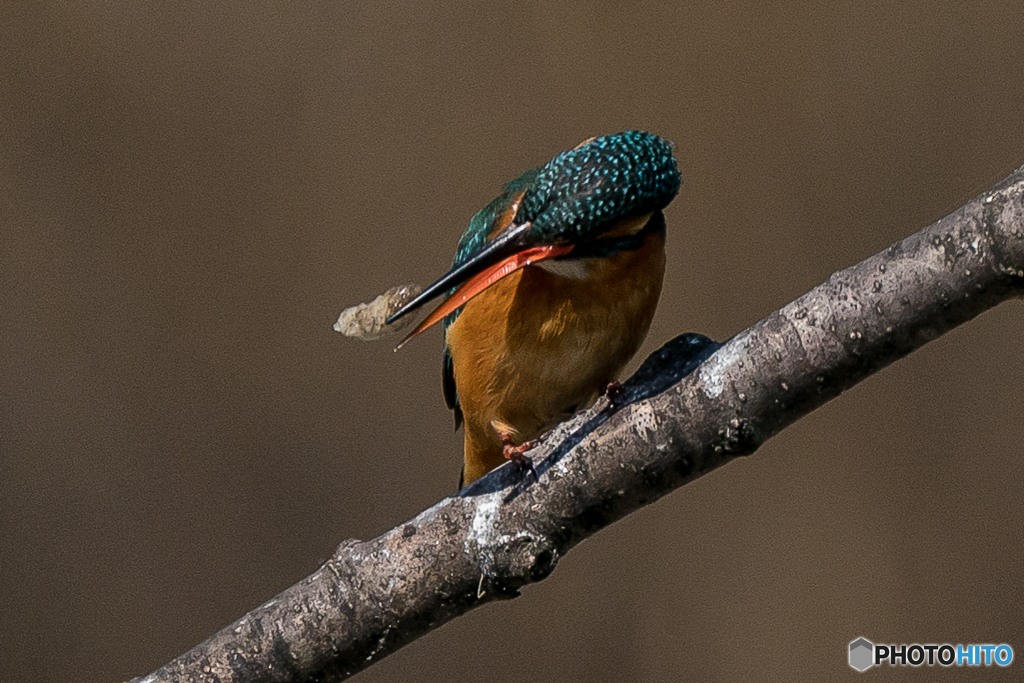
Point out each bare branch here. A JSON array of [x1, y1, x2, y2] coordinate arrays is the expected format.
[[133, 165, 1024, 683]]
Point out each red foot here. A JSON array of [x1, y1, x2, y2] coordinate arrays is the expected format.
[[602, 380, 626, 410], [603, 380, 624, 400], [498, 429, 539, 483]]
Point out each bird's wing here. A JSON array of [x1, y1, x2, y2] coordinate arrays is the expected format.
[[441, 167, 540, 427]]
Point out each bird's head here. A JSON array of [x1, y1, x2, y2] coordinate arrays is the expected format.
[[387, 130, 681, 346]]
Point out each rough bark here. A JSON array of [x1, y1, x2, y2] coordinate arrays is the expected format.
[[132, 165, 1024, 683]]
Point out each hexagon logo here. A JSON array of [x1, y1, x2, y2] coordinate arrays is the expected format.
[[849, 637, 874, 671]]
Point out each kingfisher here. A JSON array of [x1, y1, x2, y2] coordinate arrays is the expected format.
[[387, 131, 681, 487]]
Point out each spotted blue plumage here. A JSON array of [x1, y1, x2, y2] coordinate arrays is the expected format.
[[518, 130, 681, 240], [441, 131, 681, 427]]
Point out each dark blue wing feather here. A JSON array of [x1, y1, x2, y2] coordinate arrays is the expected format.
[[441, 168, 540, 425]]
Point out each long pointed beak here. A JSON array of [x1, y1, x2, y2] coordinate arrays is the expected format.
[[386, 222, 532, 326], [386, 222, 574, 349]]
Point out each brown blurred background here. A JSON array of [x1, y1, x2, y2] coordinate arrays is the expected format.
[[2, 2, 1023, 681]]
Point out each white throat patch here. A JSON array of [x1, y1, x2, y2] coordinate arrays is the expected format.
[[534, 258, 591, 280]]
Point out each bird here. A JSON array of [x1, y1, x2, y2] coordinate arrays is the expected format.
[[387, 130, 681, 487]]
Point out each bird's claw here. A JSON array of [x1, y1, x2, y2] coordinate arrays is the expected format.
[[499, 431, 539, 486], [602, 380, 626, 411], [509, 451, 538, 485]]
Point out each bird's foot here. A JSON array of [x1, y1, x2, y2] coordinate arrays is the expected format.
[[602, 380, 626, 411], [498, 430, 539, 484]]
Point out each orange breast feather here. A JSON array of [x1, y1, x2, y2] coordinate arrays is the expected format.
[[446, 215, 665, 484]]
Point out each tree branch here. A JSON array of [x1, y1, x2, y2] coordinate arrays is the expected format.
[[133, 165, 1024, 683]]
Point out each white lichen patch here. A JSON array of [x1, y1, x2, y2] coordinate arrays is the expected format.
[[465, 493, 536, 578], [699, 340, 742, 398], [630, 402, 658, 441], [468, 496, 501, 548]]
